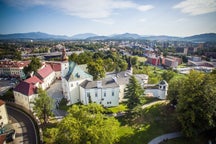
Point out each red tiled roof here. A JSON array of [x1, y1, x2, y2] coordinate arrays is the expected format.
[[14, 81, 37, 96], [0, 100, 5, 106], [25, 76, 43, 84], [50, 63, 61, 71], [36, 64, 54, 79], [0, 60, 30, 68]]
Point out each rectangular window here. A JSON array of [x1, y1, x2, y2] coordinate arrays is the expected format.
[[112, 90, 114, 96], [87, 92, 90, 97], [104, 92, 106, 97], [95, 92, 98, 97]]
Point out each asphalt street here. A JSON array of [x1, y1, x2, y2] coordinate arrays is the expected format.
[[6, 106, 38, 144]]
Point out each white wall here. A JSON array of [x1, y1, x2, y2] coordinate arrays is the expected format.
[[14, 91, 38, 110], [80, 87, 120, 107], [43, 71, 55, 89], [0, 103, 9, 126]]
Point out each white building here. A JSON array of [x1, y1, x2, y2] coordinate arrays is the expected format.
[[144, 80, 168, 99], [0, 100, 9, 128], [61, 61, 93, 105], [80, 78, 120, 107]]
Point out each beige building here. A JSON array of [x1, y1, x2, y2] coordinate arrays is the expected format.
[[0, 100, 9, 127]]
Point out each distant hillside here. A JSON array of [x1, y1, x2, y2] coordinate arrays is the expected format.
[[71, 33, 98, 39], [0, 32, 215, 42], [183, 33, 216, 42], [0, 32, 68, 40], [110, 33, 141, 39], [144, 35, 181, 41]]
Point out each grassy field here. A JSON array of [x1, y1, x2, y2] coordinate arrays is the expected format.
[[116, 102, 180, 144]]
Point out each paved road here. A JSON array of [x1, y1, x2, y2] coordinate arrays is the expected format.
[[6, 106, 38, 144], [148, 132, 182, 144]]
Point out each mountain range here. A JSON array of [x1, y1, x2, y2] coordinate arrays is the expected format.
[[0, 32, 216, 42]]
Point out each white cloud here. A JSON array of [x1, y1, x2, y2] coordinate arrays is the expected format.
[[4, 0, 154, 19], [137, 5, 154, 11], [93, 19, 115, 25], [173, 0, 216, 15]]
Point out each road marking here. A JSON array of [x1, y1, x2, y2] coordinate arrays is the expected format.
[[7, 106, 38, 144]]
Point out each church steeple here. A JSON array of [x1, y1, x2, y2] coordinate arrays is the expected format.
[[61, 47, 68, 61]]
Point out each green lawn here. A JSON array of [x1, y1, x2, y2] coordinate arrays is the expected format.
[[107, 103, 128, 113], [116, 102, 180, 144]]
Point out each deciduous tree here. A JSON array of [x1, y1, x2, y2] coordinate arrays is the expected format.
[[87, 59, 105, 80], [33, 88, 53, 125], [177, 71, 216, 137], [55, 103, 120, 144]]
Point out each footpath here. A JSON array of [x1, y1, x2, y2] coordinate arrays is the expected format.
[[148, 132, 182, 144]]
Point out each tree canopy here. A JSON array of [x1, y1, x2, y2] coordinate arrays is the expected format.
[[33, 88, 53, 125], [23, 57, 42, 77], [87, 59, 105, 80], [49, 103, 120, 144], [176, 71, 216, 137]]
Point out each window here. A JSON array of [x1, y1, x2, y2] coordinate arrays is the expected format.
[[104, 92, 106, 97], [87, 92, 90, 97], [95, 92, 98, 97], [112, 90, 114, 96]]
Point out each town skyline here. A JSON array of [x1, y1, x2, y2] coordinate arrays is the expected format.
[[1, 0, 216, 37]]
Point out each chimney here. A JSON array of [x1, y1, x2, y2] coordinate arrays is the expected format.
[[97, 81, 102, 88]]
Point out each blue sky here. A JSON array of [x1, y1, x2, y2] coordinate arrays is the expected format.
[[0, 0, 216, 37]]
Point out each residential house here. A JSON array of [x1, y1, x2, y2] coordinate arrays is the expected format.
[[80, 78, 120, 107]]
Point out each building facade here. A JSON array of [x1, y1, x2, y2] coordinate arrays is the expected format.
[[80, 78, 120, 107], [0, 100, 9, 128], [0, 60, 30, 78]]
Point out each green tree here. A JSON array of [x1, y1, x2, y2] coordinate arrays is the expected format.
[[87, 59, 105, 80], [125, 76, 144, 121], [23, 57, 42, 77], [177, 71, 216, 137], [161, 70, 176, 83], [131, 56, 138, 66], [55, 103, 120, 144], [33, 88, 53, 125], [69, 53, 78, 63], [104, 58, 115, 72], [167, 78, 185, 105]]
